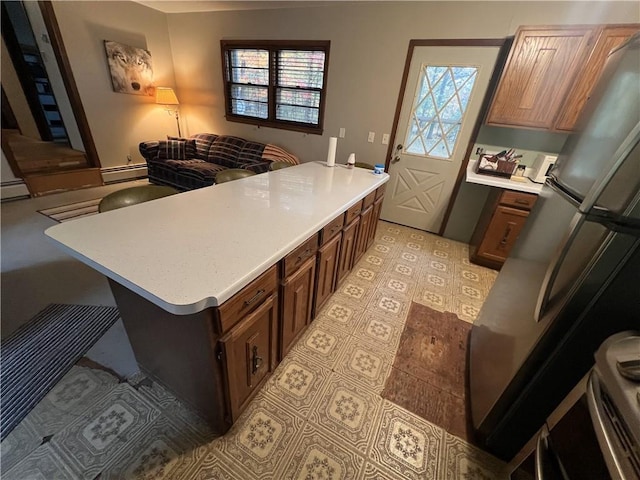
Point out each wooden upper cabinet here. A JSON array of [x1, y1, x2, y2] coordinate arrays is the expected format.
[[487, 26, 596, 129], [554, 24, 639, 131]]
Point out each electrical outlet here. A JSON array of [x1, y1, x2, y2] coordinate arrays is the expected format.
[[382, 133, 390, 145], [368, 131, 375, 143], [339, 128, 346, 138]]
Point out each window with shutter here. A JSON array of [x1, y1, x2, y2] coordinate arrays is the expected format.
[[221, 41, 330, 134]]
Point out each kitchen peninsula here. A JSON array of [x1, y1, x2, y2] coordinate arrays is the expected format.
[[46, 162, 389, 432]]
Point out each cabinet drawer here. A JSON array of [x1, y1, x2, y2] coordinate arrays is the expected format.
[[320, 215, 345, 246], [375, 183, 386, 199], [500, 190, 537, 210], [217, 265, 278, 333], [363, 190, 376, 209], [283, 233, 319, 278], [345, 200, 363, 225]]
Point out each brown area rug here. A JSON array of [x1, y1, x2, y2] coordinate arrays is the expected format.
[[382, 302, 472, 440]]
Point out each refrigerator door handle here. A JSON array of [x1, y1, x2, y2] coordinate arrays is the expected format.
[[547, 178, 583, 208], [580, 123, 640, 213], [534, 215, 586, 322]]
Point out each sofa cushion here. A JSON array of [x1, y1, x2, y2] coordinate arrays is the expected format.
[[190, 133, 219, 160], [162, 159, 207, 170], [176, 162, 227, 182], [207, 136, 247, 168], [157, 139, 196, 160], [167, 136, 197, 158]]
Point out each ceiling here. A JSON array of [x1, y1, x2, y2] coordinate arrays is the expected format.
[[134, 1, 343, 13]]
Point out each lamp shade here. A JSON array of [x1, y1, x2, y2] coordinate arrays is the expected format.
[[155, 87, 179, 105]]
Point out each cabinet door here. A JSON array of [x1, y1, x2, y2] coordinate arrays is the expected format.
[[353, 204, 374, 265], [336, 217, 359, 285], [367, 195, 384, 249], [487, 26, 595, 129], [554, 24, 639, 132], [220, 294, 278, 422], [314, 231, 342, 314], [476, 205, 529, 264], [280, 256, 316, 359]]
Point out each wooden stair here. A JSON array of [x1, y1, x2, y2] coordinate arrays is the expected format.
[[2, 130, 103, 196]]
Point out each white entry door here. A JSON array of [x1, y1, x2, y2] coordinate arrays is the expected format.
[[381, 46, 500, 232]]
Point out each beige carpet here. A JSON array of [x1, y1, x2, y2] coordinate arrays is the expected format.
[[382, 303, 472, 441]]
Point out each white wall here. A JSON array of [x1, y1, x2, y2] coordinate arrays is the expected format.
[[165, 1, 639, 165], [51, 1, 639, 171], [51, 1, 178, 168]]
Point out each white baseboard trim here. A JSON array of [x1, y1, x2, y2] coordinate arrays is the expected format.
[[1, 180, 30, 200], [101, 164, 148, 184], [1, 164, 148, 201]]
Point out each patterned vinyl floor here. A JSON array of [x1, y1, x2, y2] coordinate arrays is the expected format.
[[1, 221, 507, 479]]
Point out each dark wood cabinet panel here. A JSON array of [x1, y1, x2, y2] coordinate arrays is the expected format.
[[320, 214, 345, 246], [470, 189, 537, 269], [280, 255, 316, 359], [368, 195, 384, 249], [282, 233, 318, 278], [476, 205, 529, 263], [220, 294, 278, 422], [487, 26, 595, 129], [345, 200, 363, 225], [215, 265, 278, 334], [314, 231, 342, 315], [353, 204, 374, 265], [336, 216, 359, 284]]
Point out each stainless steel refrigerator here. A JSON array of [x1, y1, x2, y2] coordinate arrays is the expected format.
[[469, 33, 640, 461]]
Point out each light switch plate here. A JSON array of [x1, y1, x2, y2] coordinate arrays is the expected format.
[[382, 134, 390, 145], [339, 128, 346, 138], [368, 132, 375, 143]]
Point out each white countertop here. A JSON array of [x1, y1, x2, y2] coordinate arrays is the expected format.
[[46, 162, 389, 314], [466, 159, 544, 195]]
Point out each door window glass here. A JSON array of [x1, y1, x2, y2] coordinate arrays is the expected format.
[[405, 65, 478, 159]]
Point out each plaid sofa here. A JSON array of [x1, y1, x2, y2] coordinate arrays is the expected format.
[[139, 133, 299, 191]]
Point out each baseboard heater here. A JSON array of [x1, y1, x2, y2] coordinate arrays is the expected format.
[[0, 180, 30, 201], [101, 163, 147, 184]]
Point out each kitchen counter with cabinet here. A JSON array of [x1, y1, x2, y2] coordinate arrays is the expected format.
[[466, 159, 542, 270], [466, 159, 544, 195], [46, 162, 388, 313], [45, 162, 388, 432]]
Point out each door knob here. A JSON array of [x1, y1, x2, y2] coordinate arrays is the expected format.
[[392, 156, 401, 163]]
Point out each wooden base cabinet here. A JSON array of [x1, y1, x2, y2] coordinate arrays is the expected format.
[[368, 194, 385, 249], [470, 189, 537, 269], [108, 264, 279, 435], [280, 256, 316, 359], [315, 231, 342, 315], [109, 183, 388, 435], [336, 215, 360, 285], [220, 293, 278, 422]]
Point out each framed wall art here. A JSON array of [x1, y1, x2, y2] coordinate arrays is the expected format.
[[104, 40, 154, 96]]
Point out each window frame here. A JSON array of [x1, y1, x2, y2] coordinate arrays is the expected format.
[[221, 40, 330, 135]]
